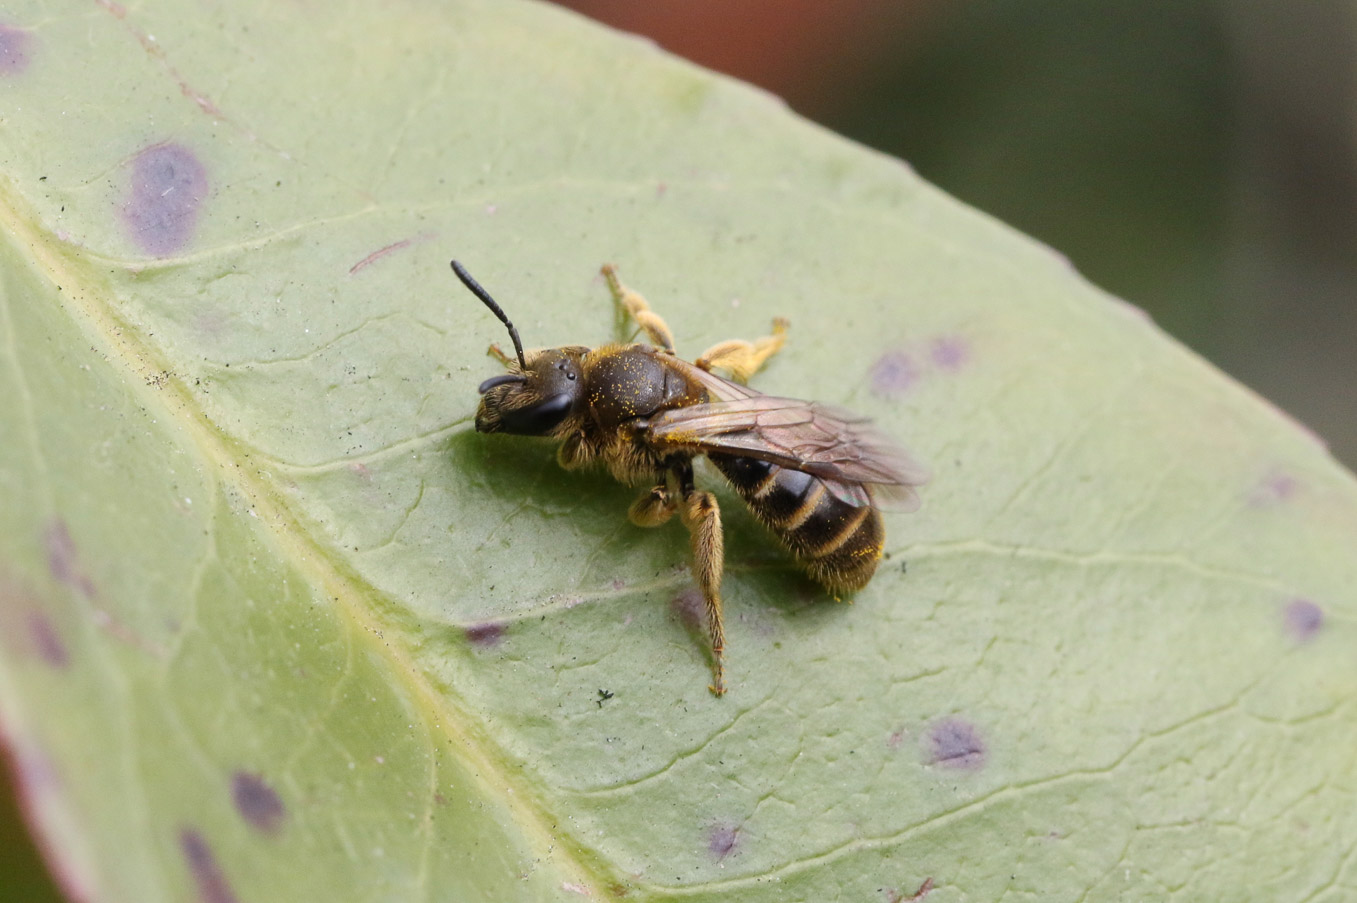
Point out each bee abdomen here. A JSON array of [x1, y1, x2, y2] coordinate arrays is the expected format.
[[708, 453, 884, 592]]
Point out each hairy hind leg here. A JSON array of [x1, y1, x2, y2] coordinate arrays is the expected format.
[[602, 264, 676, 352], [695, 317, 789, 383], [680, 488, 727, 696]]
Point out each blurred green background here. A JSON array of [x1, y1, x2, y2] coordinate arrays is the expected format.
[[561, 0, 1357, 469], [5, 1, 1354, 898]]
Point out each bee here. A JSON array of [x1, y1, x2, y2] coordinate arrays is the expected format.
[[455, 260, 927, 695]]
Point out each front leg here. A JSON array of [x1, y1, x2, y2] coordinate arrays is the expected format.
[[487, 343, 517, 368], [557, 431, 595, 470], [602, 264, 676, 352]]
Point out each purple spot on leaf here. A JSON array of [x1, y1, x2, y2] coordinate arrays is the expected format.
[[869, 350, 919, 397], [347, 234, 431, 275], [926, 717, 986, 770], [27, 612, 68, 668], [1249, 469, 1299, 506], [465, 621, 505, 648], [122, 142, 208, 257], [230, 771, 286, 835], [887, 877, 936, 902], [929, 335, 969, 371], [0, 24, 33, 75], [707, 822, 739, 861], [670, 587, 704, 632], [44, 521, 76, 583], [1284, 599, 1323, 643], [44, 520, 96, 599], [179, 829, 239, 903]]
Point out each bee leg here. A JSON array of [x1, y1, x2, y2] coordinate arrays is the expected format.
[[602, 264, 676, 353], [680, 487, 727, 696], [695, 317, 789, 383], [487, 342, 517, 367], [557, 432, 595, 470], [629, 484, 677, 527]]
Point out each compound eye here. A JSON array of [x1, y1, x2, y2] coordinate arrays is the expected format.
[[499, 392, 574, 435]]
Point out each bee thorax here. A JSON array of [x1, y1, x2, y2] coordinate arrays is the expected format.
[[584, 346, 699, 429]]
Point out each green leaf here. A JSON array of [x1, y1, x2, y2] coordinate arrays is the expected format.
[[2, 2, 1354, 901]]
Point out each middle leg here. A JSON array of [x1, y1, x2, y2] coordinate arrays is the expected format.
[[628, 483, 677, 527], [695, 317, 789, 383]]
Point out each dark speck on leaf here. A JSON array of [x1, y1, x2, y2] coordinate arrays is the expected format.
[[179, 828, 239, 903], [122, 142, 208, 257], [27, 612, 68, 668], [926, 717, 986, 770], [230, 771, 286, 835], [0, 25, 33, 75], [465, 621, 505, 648], [869, 350, 918, 397], [1284, 599, 1323, 643]]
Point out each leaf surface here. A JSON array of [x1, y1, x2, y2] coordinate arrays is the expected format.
[[0, 2, 1354, 901]]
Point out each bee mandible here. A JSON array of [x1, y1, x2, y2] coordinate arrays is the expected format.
[[454, 260, 928, 695]]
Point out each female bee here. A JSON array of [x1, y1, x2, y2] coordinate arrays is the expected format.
[[455, 260, 927, 695]]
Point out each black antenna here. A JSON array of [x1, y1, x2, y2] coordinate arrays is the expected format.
[[451, 260, 527, 370]]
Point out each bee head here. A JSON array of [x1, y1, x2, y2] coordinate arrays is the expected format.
[[475, 348, 586, 435], [453, 260, 586, 436]]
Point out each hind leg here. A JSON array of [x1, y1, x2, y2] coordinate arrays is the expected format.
[[682, 489, 726, 695], [630, 466, 726, 694], [670, 457, 728, 696]]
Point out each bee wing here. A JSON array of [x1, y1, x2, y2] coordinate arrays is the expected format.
[[647, 390, 930, 511]]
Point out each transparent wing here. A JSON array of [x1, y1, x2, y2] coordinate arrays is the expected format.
[[649, 365, 929, 509]]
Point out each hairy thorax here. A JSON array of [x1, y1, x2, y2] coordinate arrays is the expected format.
[[567, 345, 707, 484]]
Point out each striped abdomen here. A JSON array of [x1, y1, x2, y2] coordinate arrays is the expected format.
[[708, 453, 884, 592]]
